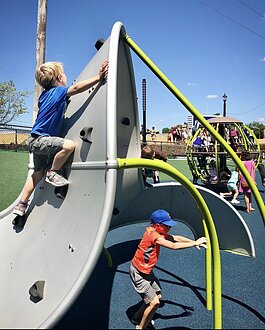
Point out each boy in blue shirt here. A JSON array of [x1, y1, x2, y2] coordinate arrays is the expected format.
[[13, 60, 108, 216]]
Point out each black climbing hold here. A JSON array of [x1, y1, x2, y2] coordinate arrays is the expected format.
[[121, 117, 130, 126], [80, 127, 93, 143], [112, 207, 120, 215], [95, 38, 105, 50]]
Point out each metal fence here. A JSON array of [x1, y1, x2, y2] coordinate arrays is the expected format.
[[0, 124, 32, 151]]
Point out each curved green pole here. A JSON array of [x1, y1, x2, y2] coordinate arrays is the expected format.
[[102, 246, 113, 268], [124, 35, 265, 225], [203, 219, 213, 311], [117, 157, 221, 329]]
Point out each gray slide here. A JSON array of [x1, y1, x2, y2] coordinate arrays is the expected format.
[[0, 22, 255, 328]]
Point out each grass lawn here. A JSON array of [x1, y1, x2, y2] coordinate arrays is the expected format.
[[0, 151, 29, 211], [159, 158, 193, 182]]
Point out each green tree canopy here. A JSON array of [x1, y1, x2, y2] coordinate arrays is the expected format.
[[247, 121, 265, 139], [0, 80, 31, 124], [162, 127, 170, 133]]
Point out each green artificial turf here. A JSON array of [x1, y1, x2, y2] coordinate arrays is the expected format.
[[0, 151, 29, 211], [159, 158, 193, 182]]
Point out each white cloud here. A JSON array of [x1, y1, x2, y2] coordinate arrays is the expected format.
[[259, 57, 265, 62], [256, 117, 265, 123], [187, 82, 196, 87], [207, 94, 218, 99]]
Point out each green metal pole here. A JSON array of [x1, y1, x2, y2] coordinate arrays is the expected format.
[[124, 35, 265, 225], [203, 219, 213, 311], [117, 158, 221, 329]]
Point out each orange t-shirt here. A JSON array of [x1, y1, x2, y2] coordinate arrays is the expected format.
[[132, 226, 167, 274]]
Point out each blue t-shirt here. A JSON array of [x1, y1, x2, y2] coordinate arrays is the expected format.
[[31, 86, 68, 137]]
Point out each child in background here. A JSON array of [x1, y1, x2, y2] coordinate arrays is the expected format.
[[141, 145, 167, 186], [239, 151, 256, 213], [129, 209, 207, 329], [208, 158, 217, 182], [220, 167, 240, 204], [257, 161, 265, 187]]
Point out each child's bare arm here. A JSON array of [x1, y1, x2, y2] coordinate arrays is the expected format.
[[67, 60, 109, 97], [156, 236, 207, 250]]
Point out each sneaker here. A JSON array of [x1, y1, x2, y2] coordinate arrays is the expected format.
[[13, 201, 28, 216], [45, 170, 69, 187], [131, 318, 155, 328], [231, 200, 240, 204]]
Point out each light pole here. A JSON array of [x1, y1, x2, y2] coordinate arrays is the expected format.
[[222, 93, 227, 117], [142, 79, 147, 146]]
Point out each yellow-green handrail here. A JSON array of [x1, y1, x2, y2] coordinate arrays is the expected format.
[[117, 157, 221, 328], [124, 35, 265, 225]]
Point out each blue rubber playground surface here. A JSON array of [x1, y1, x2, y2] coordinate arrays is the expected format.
[[55, 173, 265, 329]]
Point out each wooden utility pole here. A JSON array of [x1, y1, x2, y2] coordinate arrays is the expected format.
[[33, 0, 47, 123]]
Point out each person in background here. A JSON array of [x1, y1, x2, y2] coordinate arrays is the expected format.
[[219, 165, 231, 182], [220, 167, 240, 204], [13, 60, 109, 217], [167, 132, 172, 142], [141, 145, 167, 186], [150, 126, 157, 141], [129, 209, 207, 329], [239, 151, 256, 213], [208, 158, 217, 182], [257, 160, 265, 187]]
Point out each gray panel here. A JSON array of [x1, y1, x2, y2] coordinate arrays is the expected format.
[[0, 23, 123, 329], [110, 183, 255, 257]]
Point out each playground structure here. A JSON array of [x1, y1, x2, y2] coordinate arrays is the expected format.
[[186, 116, 261, 184], [0, 22, 264, 329]]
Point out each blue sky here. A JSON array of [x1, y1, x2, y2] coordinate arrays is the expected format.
[[0, 0, 264, 132]]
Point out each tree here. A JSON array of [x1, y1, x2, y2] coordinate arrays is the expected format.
[[247, 121, 265, 139], [0, 81, 31, 124], [162, 127, 170, 133]]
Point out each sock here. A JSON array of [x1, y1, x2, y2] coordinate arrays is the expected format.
[[19, 200, 28, 206]]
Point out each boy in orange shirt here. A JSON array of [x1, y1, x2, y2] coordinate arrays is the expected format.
[[129, 209, 207, 329]]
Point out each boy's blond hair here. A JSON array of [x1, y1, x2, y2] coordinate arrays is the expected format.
[[35, 62, 64, 89]]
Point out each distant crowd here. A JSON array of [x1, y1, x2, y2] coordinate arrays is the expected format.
[[143, 125, 193, 143], [145, 123, 255, 153]]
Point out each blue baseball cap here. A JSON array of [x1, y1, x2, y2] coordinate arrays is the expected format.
[[150, 209, 177, 227]]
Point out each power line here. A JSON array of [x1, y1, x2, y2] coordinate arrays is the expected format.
[[236, 0, 265, 18], [199, 0, 265, 41], [229, 101, 265, 115]]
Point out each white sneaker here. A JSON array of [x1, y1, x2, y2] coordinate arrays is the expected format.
[[231, 200, 240, 204], [45, 170, 69, 187]]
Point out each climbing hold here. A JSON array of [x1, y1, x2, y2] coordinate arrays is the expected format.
[[112, 207, 120, 215], [29, 280, 45, 301], [121, 117, 130, 126], [80, 127, 93, 143]]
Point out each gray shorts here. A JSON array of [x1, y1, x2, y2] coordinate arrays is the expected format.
[[28, 136, 64, 172], [129, 263, 161, 304]]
